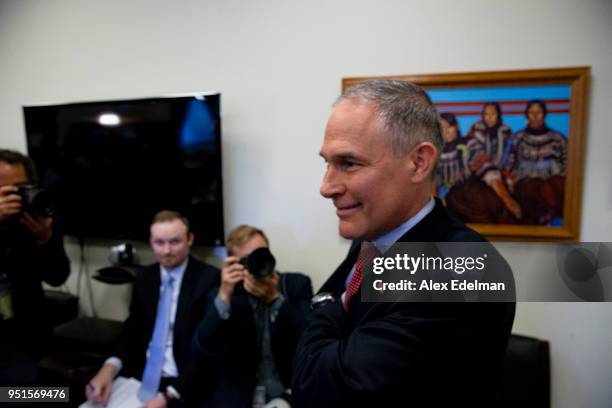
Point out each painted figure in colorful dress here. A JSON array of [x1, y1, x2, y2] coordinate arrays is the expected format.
[[505, 99, 567, 225], [446, 102, 520, 224], [436, 112, 469, 201]]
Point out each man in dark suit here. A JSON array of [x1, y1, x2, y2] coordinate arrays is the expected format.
[[86, 210, 219, 408], [292, 80, 516, 407], [193, 225, 313, 407], [0, 149, 70, 385]]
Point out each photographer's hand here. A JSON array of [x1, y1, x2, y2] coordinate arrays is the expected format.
[[0, 185, 22, 222], [218, 256, 245, 304], [21, 212, 53, 244], [244, 272, 280, 305]]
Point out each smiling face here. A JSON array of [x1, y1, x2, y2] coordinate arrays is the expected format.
[[319, 99, 428, 241], [150, 218, 194, 269]]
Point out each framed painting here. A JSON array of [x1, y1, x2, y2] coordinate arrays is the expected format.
[[343, 67, 590, 241]]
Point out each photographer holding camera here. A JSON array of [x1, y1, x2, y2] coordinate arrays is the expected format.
[[0, 149, 70, 385], [193, 225, 313, 407]]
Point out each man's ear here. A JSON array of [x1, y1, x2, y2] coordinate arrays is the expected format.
[[408, 142, 438, 183], [187, 232, 195, 246]]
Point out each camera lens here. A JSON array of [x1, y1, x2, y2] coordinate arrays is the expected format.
[[240, 247, 276, 279]]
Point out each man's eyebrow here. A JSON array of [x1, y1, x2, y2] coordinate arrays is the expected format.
[[320, 150, 358, 160]]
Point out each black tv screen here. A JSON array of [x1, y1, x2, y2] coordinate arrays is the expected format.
[[23, 94, 224, 246]]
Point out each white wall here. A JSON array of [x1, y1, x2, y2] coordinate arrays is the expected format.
[[1, 0, 611, 406]]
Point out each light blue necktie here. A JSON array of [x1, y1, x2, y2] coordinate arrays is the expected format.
[[138, 274, 175, 402]]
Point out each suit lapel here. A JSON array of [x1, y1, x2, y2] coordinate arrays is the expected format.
[[176, 257, 196, 321], [319, 241, 361, 296], [173, 257, 196, 365], [144, 265, 161, 330]]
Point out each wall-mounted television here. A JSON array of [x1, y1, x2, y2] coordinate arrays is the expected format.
[[23, 93, 224, 246]]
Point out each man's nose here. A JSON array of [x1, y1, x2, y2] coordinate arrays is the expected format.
[[320, 166, 344, 199]]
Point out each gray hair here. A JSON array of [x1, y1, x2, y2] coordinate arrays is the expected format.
[[337, 79, 443, 158]]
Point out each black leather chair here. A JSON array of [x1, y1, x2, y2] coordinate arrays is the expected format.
[[44, 290, 79, 328], [498, 334, 550, 408]]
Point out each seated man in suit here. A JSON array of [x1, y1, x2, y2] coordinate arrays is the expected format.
[[0, 149, 70, 385], [194, 225, 313, 407], [292, 80, 515, 407], [86, 210, 219, 407]]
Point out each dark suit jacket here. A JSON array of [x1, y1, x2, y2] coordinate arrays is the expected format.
[[292, 198, 516, 408], [0, 220, 70, 357], [193, 272, 313, 407], [114, 255, 219, 400]]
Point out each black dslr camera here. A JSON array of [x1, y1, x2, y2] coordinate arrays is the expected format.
[[17, 184, 53, 216], [239, 247, 276, 279]]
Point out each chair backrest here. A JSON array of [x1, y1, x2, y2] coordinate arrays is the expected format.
[[498, 334, 550, 408]]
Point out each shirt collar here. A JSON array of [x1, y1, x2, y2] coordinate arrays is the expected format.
[[160, 257, 189, 281], [372, 197, 435, 247]]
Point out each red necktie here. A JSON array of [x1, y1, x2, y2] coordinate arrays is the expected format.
[[344, 243, 375, 311]]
